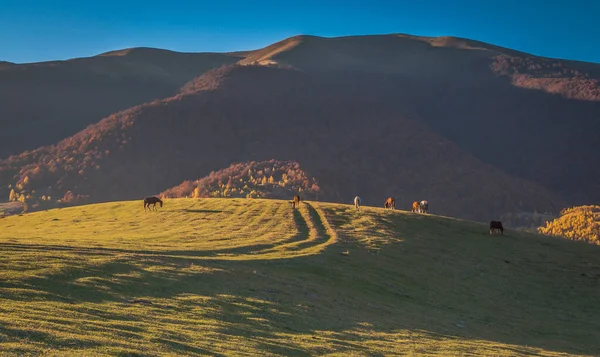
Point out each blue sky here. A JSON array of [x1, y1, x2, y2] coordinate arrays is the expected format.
[[1, 0, 599, 64]]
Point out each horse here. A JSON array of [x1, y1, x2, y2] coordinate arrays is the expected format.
[[412, 201, 419, 213], [354, 196, 361, 210], [419, 200, 429, 213], [292, 195, 301, 209], [143, 196, 163, 211], [384, 197, 395, 210], [489, 221, 504, 235]]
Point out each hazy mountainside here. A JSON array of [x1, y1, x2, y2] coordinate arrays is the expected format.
[[0, 65, 566, 221], [161, 160, 321, 200], [1, 34, 599, 220], [0, 48, 244, 157], [238, 35, 600, 205], [538, 206, 600, 245], [260, 35, 600, 205]]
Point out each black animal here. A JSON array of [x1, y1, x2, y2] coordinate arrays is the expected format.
[[144, 196, 163, 211], [489, 221, 504, 235]]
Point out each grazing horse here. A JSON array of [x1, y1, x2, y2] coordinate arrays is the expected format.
[[292, 195, 301, 209], [384, 197, 395, 210], [419, 200, 429, 214], [354, 196, 361, 210], [412, 201, 419, 213], [143, 196, 163, 211], [489, 221, 504, 235]]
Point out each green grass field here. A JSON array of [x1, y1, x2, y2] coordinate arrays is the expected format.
[[0, 198, 599, 356]]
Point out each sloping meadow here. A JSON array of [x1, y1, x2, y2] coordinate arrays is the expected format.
[[0, 198, 599, 356]]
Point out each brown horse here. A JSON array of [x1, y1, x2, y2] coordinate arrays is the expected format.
[[384, 197, 395, 210], [292, 195, 301, 209], [489, 221, 504, 235], [412, 201, 419, 212], [144, 196, 163, 211]]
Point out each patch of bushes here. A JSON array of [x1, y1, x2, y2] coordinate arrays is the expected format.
[[161, 159, 320, 200], [538, 205, 600, 245]]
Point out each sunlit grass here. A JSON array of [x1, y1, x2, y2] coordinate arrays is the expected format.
[[0, 198, 599, 356]]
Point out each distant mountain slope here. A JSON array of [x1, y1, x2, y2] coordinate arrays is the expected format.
[[239, 34, 598, 93], [237, 36, 600, 205], [161, 160, 320, 200], [0, 65, 566, 221], [0, 48, 246, 157], [2, 34, 599, 220], [242, 34, 600, 206]]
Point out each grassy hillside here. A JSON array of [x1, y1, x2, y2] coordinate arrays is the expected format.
[[0, 198, 599, 356]]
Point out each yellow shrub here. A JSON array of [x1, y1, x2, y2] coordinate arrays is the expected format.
[[538, 205, 600, 245]]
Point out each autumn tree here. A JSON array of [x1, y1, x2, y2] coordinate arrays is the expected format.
[[8, 189, 16, 202], [192, 187, 201, 198]]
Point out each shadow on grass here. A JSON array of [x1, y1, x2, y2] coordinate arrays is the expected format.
[[0, 325, 102, 349], [150, 338, 224, 356], [183, 209, 225, 214]]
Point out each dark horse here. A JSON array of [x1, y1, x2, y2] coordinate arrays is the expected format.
[[292, 195, 301, 209], [384, 197, 395, 210], [144, 196, 163, 211], [489, 221, 504, 235]]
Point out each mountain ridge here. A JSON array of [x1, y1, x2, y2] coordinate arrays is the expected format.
[[0, 48, 247, 157], [0, 64, 568, 220], [1, 33, 599, 221]]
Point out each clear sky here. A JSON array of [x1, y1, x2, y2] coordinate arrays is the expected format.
[[1, 0, 599, 64]]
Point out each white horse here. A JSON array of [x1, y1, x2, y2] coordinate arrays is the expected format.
[[354, 196, 361, 210], [419, 200, 429, 213]]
